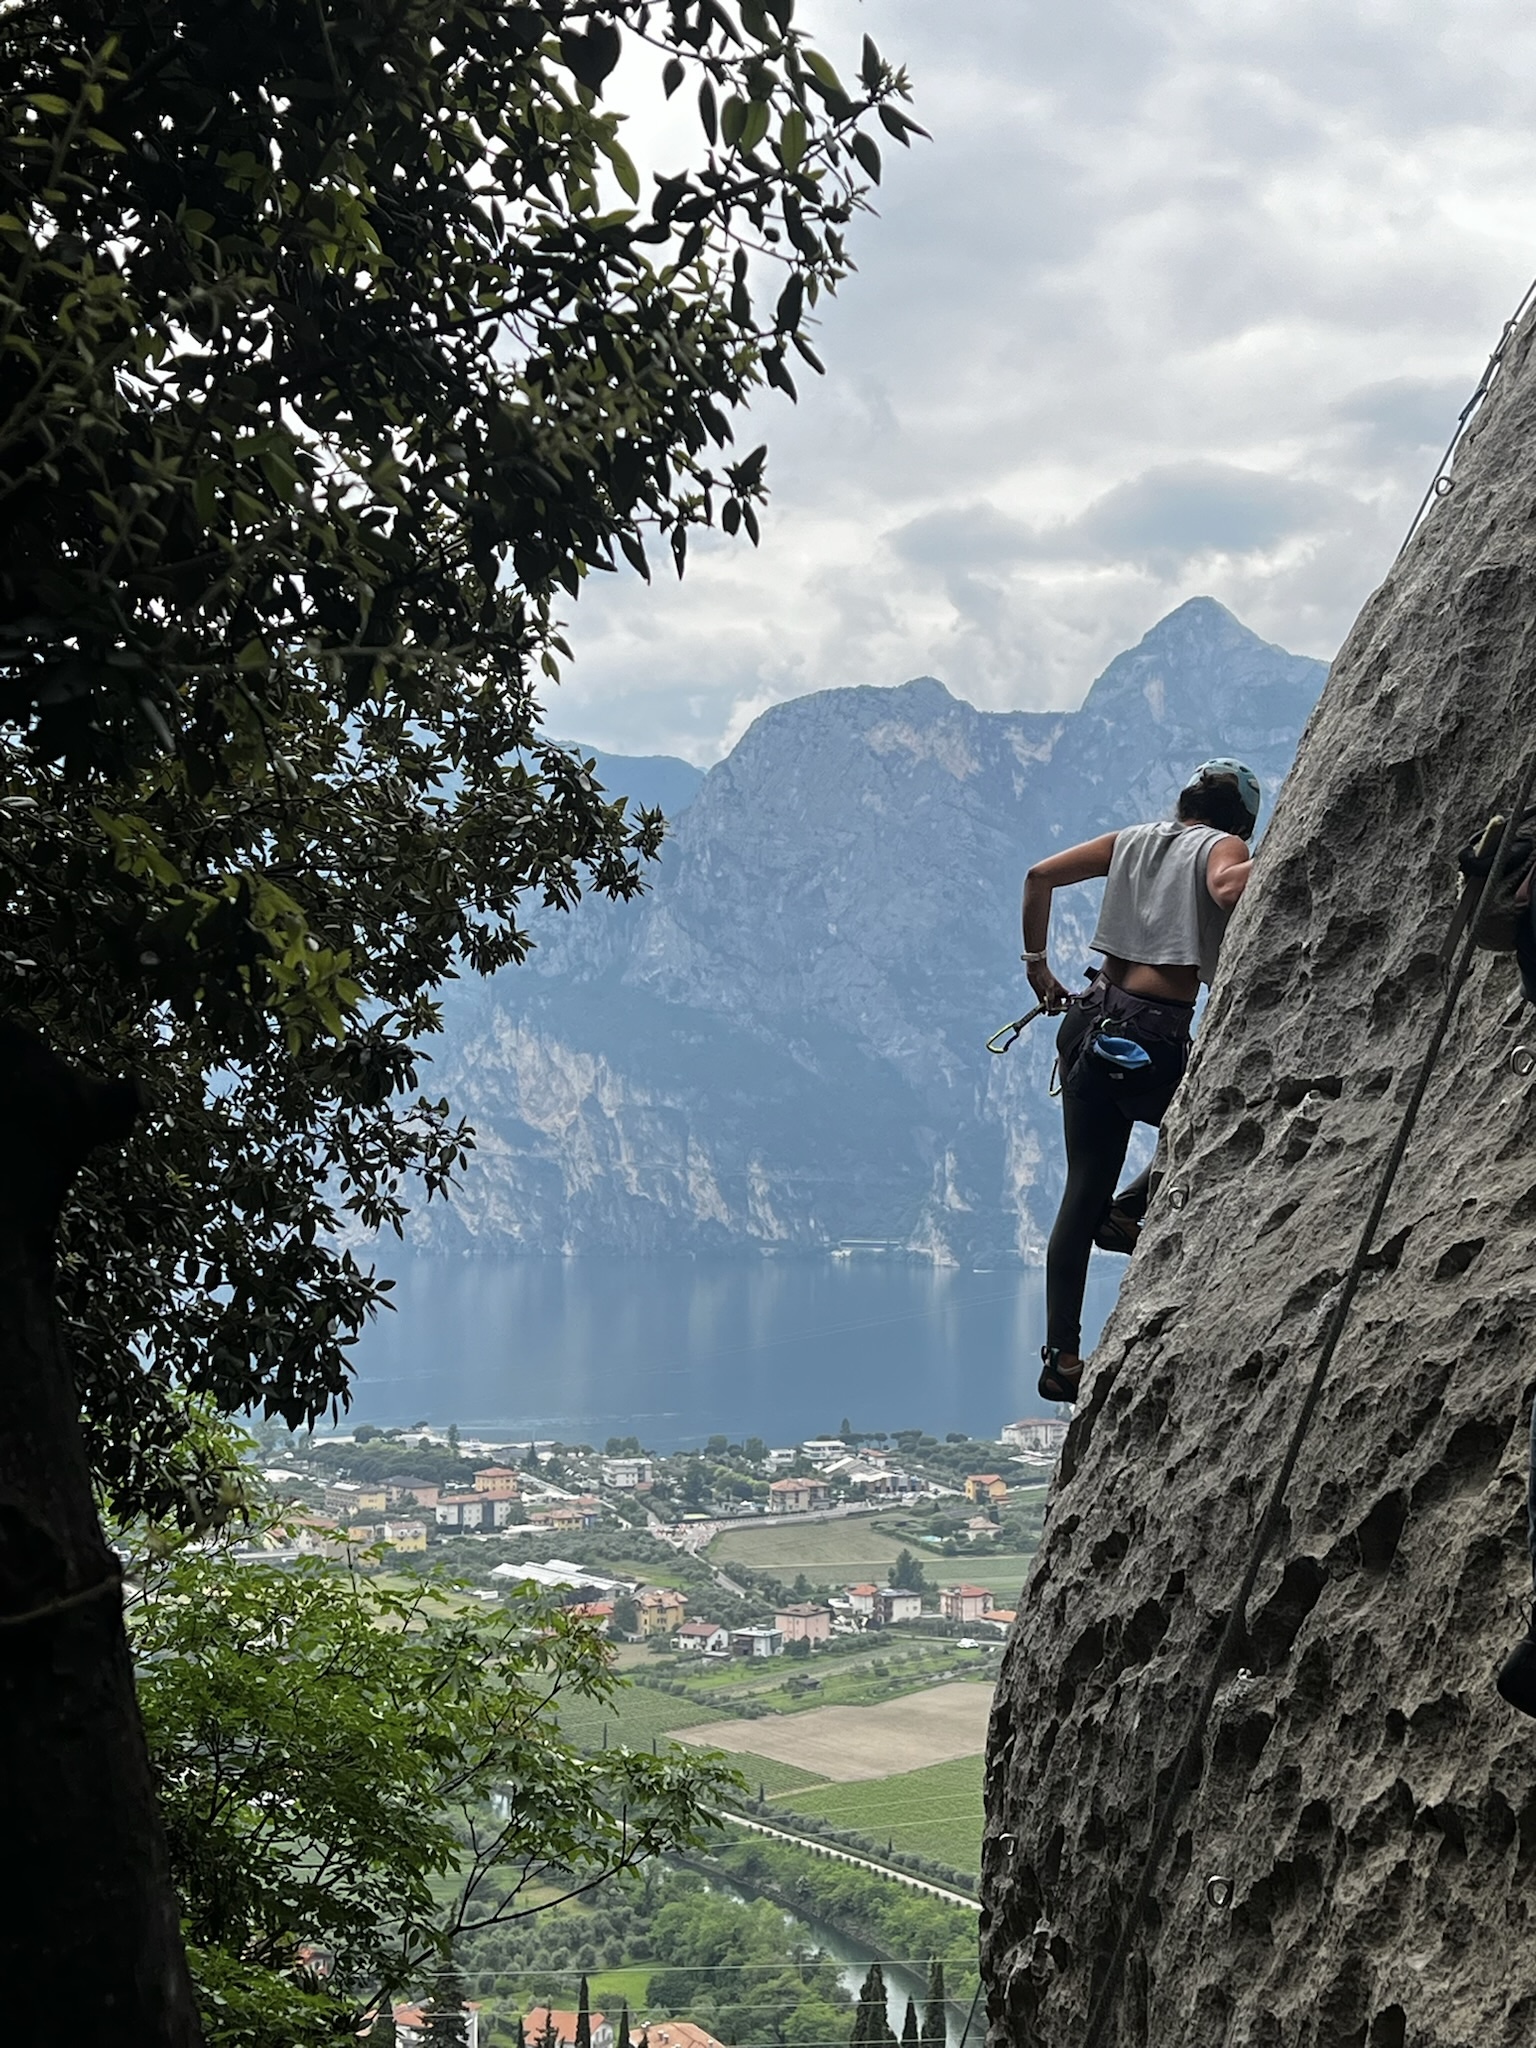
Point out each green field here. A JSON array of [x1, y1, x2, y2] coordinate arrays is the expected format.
[[586, 1967, 653, 2009], [773, 1753, 985, 1877], [732, 1755, 831, 1795], [931, 1555, 1035, 1601], [709, 1516, 921, 1573], [555, 1683, 726, 1751]]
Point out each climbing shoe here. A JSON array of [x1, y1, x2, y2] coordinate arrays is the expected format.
[[1093, 1204, 1141, 1256], [1497, 1625, 1536, 1718], [1038, 1346, 1083, 1405]]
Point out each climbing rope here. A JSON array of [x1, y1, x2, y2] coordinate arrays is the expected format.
[[1399, 271, 1536, 553], [1079, 744, 1536, 2048]]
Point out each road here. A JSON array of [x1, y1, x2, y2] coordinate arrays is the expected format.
[[724, 1809, 980, 1912]]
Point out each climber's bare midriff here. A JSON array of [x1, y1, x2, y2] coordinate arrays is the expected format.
[[1099, 952, 1200, 1006]]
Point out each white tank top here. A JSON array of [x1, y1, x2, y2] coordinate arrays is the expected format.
[[1090, 821, 1231, 986]]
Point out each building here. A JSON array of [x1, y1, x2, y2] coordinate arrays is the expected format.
[[774, 1602, 832, 1645], [767, 1476, 829, 1514], [393, 2001, 482, 2047], [824, 1456, 893, 1491], [472, 1464, 520, 1498], [876, 1586, 923, 1625], [521, 2010, 614, 2048], [644, 2026, 727, 2048], [637, 1586, 688, 1637], [764, 1447, 799, 1470], [731, 1625, 784, 1658], [966, 1513, 999, 1541], [673, 1619, 730, 1654], [800, 1438, 850, 1466], [1000, 1419, 1072, 1454], [386, 1476, 441, 1509], [382, 1519, 428, 1553], [601, 1454, 654, 1489], [323, 1480, 388, 1516], [845, 1582, 879, 1620], [570, 1599, 615, 1623], [940, 1584, 994, 1623], [435, 1492, 517, 1532], [964, 1473, 1009, 1504]]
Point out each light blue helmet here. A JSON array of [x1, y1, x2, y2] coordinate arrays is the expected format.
[[1192, 757, 1261, 831]]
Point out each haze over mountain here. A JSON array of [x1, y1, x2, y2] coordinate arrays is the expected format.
[[413, 598, 1326, 1266]]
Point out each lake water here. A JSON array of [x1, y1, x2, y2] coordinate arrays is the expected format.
[[346, 1252, 1122, 1447]]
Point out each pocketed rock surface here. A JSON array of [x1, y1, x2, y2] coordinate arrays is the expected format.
[[982, 313, 1536, 2048]]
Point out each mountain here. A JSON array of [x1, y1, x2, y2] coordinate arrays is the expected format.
[[412, 598, 1327, 1264]]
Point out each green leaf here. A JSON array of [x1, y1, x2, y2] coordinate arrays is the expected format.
[[663, 56, 685, 98], [601, 134, 641, 202], [720, 94, 746, 147], [236, 636, 269, 670], [739, 100, 770, 152], [777, 108, 806, 169], [802, 50, 845, 96], [698, 77, 718, 145], [850, 131, 882, 184], [26, 93, 73, 116]]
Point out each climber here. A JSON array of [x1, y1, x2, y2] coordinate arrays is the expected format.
[[1022, 760, 1260, 1404]]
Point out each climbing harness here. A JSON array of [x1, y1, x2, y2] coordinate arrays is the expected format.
[[1080, 750, 1536, 2048]]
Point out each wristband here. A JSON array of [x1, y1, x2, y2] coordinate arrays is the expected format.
[[1021, 949, 1048, 963]]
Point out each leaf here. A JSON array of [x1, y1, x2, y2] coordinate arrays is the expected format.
[[663, 56, 685, 98], [560, 21, 622, 92], [802, 50, 845, 96], [777, 108, 806, 170], [739, 99, 769, 152], [85, 127, 125, 152], [861, 35, 884, 90], [850, 132, 882, 184], [601, 135, 641, 202], [720, 94, 746, 148], [236, 637, 269, 670], [698, 77, 717, 145], [26, 93, 73, 117], [774, 273, 802, 332]]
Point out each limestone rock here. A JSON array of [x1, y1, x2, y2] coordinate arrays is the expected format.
[[980, 322, 1536, 2041]]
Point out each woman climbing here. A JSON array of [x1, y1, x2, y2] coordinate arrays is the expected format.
[[1022, 760, 1260, 1404]]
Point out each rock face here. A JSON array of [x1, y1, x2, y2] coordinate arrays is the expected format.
[[980, 328, 1536, 2041], [414, 599, 1322, 1263]]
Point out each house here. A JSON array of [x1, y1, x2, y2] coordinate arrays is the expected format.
[[637, 1587, 688, 1636], [767, 1476, 829, 1514], [966, 1514, 999, 1541], [845, 1583, 879, 1620], [731, 1625, 784, 1658], [290, 1511, 350, 1561], [800, 1437, 850, 1467], [673, 1619, 730, 1654], [1000, 1419, 1072, 1454], [964, 1473, 1009, 1504], [876, 1587, 922, 1625], [764, 1447, 799, 1470], [601, 1454, 654, 1489], [323, 1480, 387, 1516], [436, 1492, 518, 1531], [940, 1584, 993, 1624], [823, 1456, 892, 1492], [383, 1519, 428, 1553], [386, 1476, 441, 1509], [569, 1599, 616, 1623], [988, 1607, 1018, 1629], [774, 1602, 832, 1645], [521, 2010, 614, 2048], [393, 2001, 483, 2047], [472, 1464, 520, 1498], [644, 2026, 727, 2048]]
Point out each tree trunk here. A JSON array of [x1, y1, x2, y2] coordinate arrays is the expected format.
[[0, 1024, 202, 2041]]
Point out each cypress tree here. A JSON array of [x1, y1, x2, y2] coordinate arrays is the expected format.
[[616, 2004, 631, 2048], [852, 1966, 896, 2048], [576, 1976, 592, 2048], [922, 1961, 946, 2047], [902, 1999, 920, 2047]]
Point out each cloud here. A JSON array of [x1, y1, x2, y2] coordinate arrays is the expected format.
[[546, 0, 1536, 761]]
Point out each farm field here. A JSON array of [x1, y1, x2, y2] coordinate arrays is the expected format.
[[556, 1682, 725, 1751], [668, 1680, 992, 1780], [708, 1516, 916, 1573], [773, 1754, 985, 1877], [926, 1554, 1036, 1600]]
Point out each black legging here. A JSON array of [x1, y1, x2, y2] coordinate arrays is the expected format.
[[1045, 1000, 1188, 1356]]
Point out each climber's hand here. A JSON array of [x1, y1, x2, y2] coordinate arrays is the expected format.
[[1027, 960, 1073, 1014]]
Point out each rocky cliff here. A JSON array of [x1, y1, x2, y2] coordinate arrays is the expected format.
[[981, 327, 1536, 2041], [415, 599, 1323, 1263]]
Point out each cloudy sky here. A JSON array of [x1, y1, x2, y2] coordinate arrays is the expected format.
[[552, 0, 1536, 763]]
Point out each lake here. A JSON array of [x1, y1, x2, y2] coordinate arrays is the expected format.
[[346, 1252, 1123, 1448]]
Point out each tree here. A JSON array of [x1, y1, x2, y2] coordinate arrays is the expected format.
[[0, 1, 914, 2021], [891, 1548, 928, 1592], [133, 1544, 737, 2038], [420, 1966, 472, 2048], [921, 1960, 946, 2046], [575, 1975, 592, 2048], [850, 1966, 896, 2048], [610, 1593, 641, 1639], [615, 2004, 631, 2048], [901, 1999, 920, 2048]]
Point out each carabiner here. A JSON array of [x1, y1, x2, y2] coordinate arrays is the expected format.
[[986, 1003, 1047, 1055]]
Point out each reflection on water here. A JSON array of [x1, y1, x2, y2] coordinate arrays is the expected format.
[[347, 1252, 1123, 1447]]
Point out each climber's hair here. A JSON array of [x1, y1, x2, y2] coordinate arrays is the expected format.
[[1176, 771, 1256, 840]]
